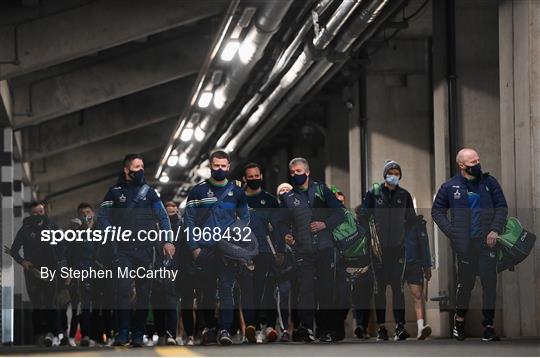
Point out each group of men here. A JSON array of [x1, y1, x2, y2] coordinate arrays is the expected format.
[[8, 147, 507, 347]]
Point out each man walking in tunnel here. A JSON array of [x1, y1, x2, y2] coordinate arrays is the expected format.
[[183, 150, 251, 345], [358, 160, 417, 341], [432, 148, 507, 342], [97, 154, 175, 347], [278, 157, 345, 343]]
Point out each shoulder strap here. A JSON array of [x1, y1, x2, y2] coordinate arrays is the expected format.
[[132, 184, 150, 206], [200, 182, 234, 224]]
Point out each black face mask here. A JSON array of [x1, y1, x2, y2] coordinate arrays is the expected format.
[[465, 163, 482, 178], [246, 178, 262, 190], [211, 168, 228, 181], [168, 214, 179, 224], [290, 173, 308, 187], [128, 169, 145, 184]]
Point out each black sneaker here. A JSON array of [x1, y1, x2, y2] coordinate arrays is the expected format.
[[296, 326, 316, 343], [292, 329, 302, 342], [318, 332, 333, 343], [453, 319, 466, 341], [354, 326, 365, 339], [377, 326, 389, 341], [394, 323, 410, 341], [482, 326, 500, 342], [218, 330, 233, 346], [201, 328, 217, 345]]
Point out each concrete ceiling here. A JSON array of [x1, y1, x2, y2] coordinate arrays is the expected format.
[[0, 0, 229, 224]]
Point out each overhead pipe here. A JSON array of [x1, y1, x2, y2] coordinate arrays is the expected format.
[[216, 0, 336, 148], [225, 0, 364, 153], [237, 0, 405, 157]]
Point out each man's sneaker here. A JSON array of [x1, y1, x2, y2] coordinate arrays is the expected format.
[[157, 336, 167, 346], [318, 332, 333, 343], [394, 323, 410, 341], [175, 337, 184, 346], [266, 327, 278, 343], [482, 326, 500, 342], [245, 325, 257, 343], [68, 337, 77, 347], [255, 330, 264, 344], [185, 336, 195, 346], [52, 335, 61, 347], [218, 330, 233, 346], [296, 326, 316, 343], [417, 325, 432, 340], [80, 336, 96, 347], [112, 335, 129, 347], [132, 334, 144, 348], [377, 326, 389, 341], [59, 334, 68, 346], [166, 337, 177, 345], [453, 319, 466, 341], [354, 326, 365, 339], [43, 332, 54, 347], [280, 330, 290, 342], [201, 328, 217, 345]]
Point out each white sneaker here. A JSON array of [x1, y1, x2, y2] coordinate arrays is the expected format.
[[44, 332, 54, 347], [186, 336, 195, 346], [68, 337, 77, 347], [52, 336, 61, 347], [175, 336, 184, 346], [166, 337, 177, 345], [256, 330, 264, 344], [417, 324, 432, 340]]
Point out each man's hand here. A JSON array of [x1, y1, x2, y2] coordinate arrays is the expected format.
[[284, 234, 295, 245], [310, 221, 326, 233], [22, 260, 33, 271], [275, 253, 285, 267], [192, 247, 201, 260], [423, 267, 432, 281], [486, 230, 498, 248], [163, 243, 175, 258]]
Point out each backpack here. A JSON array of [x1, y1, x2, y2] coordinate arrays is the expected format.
[[315, 184, 370, 267], [496, 217, 536, 272]]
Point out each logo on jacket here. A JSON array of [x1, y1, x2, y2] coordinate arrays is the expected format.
[[293, 198, 300, 207], [261, 199, 266, 205], [228, 191, 234, 197], [119, 194, 127, 202], [376, 198, 383, 205], [207, 189, 214, 198], [489, 251, 496, 259], [397, 198, 402, 204], [453, 189, 461, 200]]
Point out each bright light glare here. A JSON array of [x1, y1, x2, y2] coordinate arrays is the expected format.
[[238, 38, 256, 64], [221, 41, 240, 61], [213, 86, 227, 109], [167, 154, 178, 167], [198, 91, 213, 108], [194, 126, 206, 142], [181, 127, 194, 142], [178, 152, 189, 167], [159, 174, 170, 183]]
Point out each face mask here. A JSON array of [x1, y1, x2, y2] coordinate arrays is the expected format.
[[246, 178, 262, 190], [291, 173, 308, 186], [385, 175, 400, 186], [129, 169, 145, 184], [465, 163, 482, 178], [81, 215, 93, 225], [211, 168, 228, 181]]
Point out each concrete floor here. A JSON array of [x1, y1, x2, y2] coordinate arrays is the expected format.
[[1, 338, 539, 357]]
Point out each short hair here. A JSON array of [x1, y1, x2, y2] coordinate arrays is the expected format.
[[77, 202, 94, 212], [123, 153, 143, 168], [210, 150, 230, 163], [243, 162, 262, 176], [29, 201, 45, 209], [288, 157, 310, 171], [165, 201, 177, 208]]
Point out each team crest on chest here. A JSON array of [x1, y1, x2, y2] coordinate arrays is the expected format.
[[228, 191, 234, 196], [293, 198, 300, 206], [397, 198, 402, 204], [207, 189, 214, 198], [377, 198, 383, 205], [119, 194, 127, 202], [453, 189, 461, 200], [261, 199, 266, 205]]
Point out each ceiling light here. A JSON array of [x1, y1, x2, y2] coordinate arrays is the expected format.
[[238, 36, 257, 64], [221, 41, 240, 62], [198, 91, 213, 108], [159, 173, 170, 183], [178, 152, 189, 167], [194, 126, 206, 142]]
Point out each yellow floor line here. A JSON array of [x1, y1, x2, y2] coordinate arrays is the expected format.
[[154, 346, 202, 357]]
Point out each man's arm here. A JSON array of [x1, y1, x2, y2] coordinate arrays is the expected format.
[[10, 226, 26, 265], [321, 184, 345, 230], [431, 184, 454, 239], [236, 188, 250, 226], [96, 188, 115, 230], [183, 189, 200, 251], [405, 192, 418, 229], [488, 176, 508, 234], [268, 195, 285, 253], [150, 190, 172, 242]]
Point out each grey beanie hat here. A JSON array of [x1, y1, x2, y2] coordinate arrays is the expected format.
[[383, 160, 402, 179]]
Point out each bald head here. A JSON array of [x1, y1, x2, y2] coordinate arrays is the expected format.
[[456, 148, 481, 178]]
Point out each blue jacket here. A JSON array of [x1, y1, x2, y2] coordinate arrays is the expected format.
[[183, 179, 249, 250], [97, 174, 172, 250], [431, 173, 508, 256], [278, 180, 344, 255], [405, 215, 432, 267], [246, 190, 284, 254]]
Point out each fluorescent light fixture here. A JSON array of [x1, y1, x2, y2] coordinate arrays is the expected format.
[[198, 91, 213, 108], [213, 86, 227, 109], [221, 41, 240, 61], [167, 150, 179, 167], [194, 126, 206, 142], [159, 173, 170, 183], [178, 152, 189, 167], [238, 37, 257, 64], [180, 127, 194, 142]]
